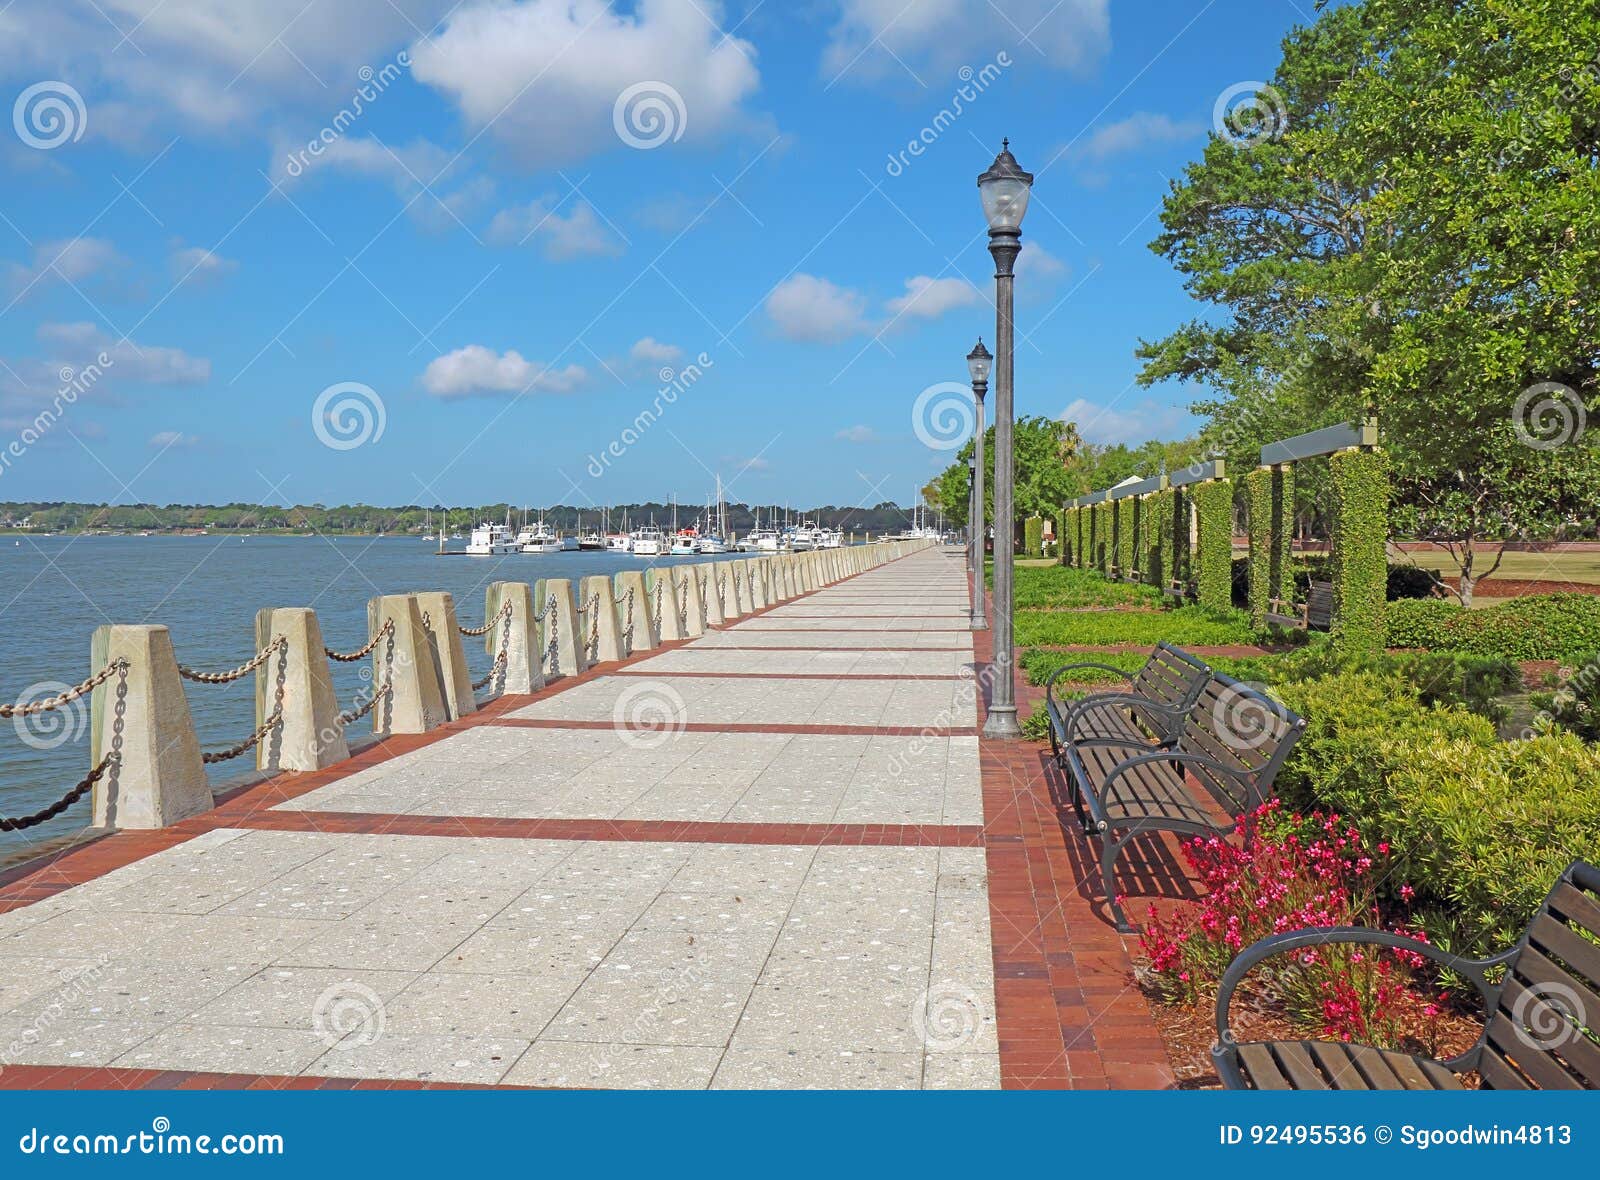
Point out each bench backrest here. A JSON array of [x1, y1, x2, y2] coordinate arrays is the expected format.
[[1306, 580, 1334, 631], [1479, 860, 1600, 1090], [1177, 672, 1306, 806], [1130, 642, 1212, 723]]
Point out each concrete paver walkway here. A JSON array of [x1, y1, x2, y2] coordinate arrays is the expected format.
[[0, 547, 1043, 1089]]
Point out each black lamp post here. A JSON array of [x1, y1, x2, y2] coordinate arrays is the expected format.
[[977, 139, 1031, 739], [966, 338, 991, 630]]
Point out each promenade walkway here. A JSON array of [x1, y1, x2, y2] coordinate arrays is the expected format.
[[0, 547, 1170, 1089]]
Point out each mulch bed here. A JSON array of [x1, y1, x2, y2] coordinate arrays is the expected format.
[[1476, 578, 1600, 597]]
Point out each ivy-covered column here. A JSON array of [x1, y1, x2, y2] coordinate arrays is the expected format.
[[1169, 489, 1188, 594], [1328, 447, 1388, 657], [1115, 497, 1135, 582], [1097, 502, 1112, 574], [1129, 497, 1144, 582], [1244, 467, 1272, 626], [1271, 463, 1294, 612], [1192, 478, 1233, 613], [1150, 488, 1174, 589]]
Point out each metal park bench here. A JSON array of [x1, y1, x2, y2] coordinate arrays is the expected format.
[[1215, 859, 1600, 1090], [1061, 672, 1306, 932], [1266, 578, 1332, 632], [1043, 642, 1212, 761]]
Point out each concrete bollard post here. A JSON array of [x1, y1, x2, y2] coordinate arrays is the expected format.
[[613, 570, 657, 653], [777, 557, 796, 600], [744, 559, 767, 610], [534, 579, 587, 679], [651, 567, 687, 641], [88, 625, 211, 830], [721, 562, 746, 620], [485, 581, 542, 695], [254, 607, 346, 772], [367, 594, 447, 735], [677, 566, 707, 636], [580, 575, 627, 663], [414, 591, 477, 721], [702, 562, 726, 626]]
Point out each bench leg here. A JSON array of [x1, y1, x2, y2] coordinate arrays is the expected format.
[[1100, 830, 1139, 933]]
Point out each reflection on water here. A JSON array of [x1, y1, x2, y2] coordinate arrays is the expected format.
[[0, 534, 747, 859]]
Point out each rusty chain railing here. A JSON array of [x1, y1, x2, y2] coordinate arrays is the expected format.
[[0, 658, 126, 718], [0, 752, 119, 832], [459, 600, 512, 637], [325, 618, 393, 662]]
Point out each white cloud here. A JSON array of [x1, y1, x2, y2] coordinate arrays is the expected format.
[[1061, 397, 1200, 446], [765, 274, 870, 343], [0, 1, 449, 136], [37, 322, 210, 386], [629, 337, 682, 365], [825, 0, 1109, 86], [836, 425, 877, 442], [731, 455, 770, 472], [1077, 112, 1204, 162], [149, 430, 201, 448], [420, 345, 588, 398], [885, 275, 980, 321], [169, 245, 238, 284], [487, 198, 624, 260], [1016, 243, 1067, 283], [409, 0, 762, 168], [4, 237, 126, 294]]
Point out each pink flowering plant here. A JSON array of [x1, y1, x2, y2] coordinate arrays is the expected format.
[[1140, 800, 1445, 1052]]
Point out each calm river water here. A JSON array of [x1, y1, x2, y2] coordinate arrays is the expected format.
[[0, 534, 752, 860]]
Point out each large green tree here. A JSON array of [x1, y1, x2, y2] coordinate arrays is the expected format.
[[1139, 0, 1600, 602], [931, 415, 1081, 529]]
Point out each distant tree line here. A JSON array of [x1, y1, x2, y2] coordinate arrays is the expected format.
[[0, 500, 923, 536]]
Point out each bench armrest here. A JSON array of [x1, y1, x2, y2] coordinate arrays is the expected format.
[[1212, 927, 1516, 1075], [1044, 662, 1136, 716]]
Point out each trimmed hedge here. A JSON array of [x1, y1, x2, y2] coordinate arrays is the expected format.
[[1024, 515, 1044, 558], [1385, 593, 1600, 660], [1015, 604, 1257, 648], [1530, 653, 1600, 741], [1115, 497, 1135, 578], [1327, 448, 1388, 657], [1270, 671, 1600, 953], [1011, 564, 1164, 609]]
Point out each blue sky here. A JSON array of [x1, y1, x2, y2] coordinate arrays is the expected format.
[[0, 0, 1307, 513]]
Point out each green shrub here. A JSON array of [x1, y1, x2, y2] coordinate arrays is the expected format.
[[1385, 593, 1600, 660], [1530, 653, 1600, 741], [1011, 564, 1164, 609], [1015, 605, 1258, 648], [1269, 671, 1600, 953], [1021, 706, 1053, 742]]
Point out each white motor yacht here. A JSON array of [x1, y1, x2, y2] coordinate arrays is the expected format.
[[606, 532, 633, 553], [517, 520, 560, 553], [631, 524, 666, 556], [466, 522, 518, 555]]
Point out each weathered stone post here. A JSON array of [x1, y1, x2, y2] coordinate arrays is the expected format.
[[414, 591, 477, 721], [534, 579, 587, 678], [485, 581, 542, 694], [677, 566, 707, 636], [613, 570, 657, 652], [744, 559, 767, 610], [367, 594, 447, 735], [88, 625, 210, 830], [702, 563, 726, 626], [651, 568, 687, 641], [580, 575, 627, 663], [254, 607, 346, 772]]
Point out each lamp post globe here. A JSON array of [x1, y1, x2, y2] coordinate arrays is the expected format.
[[966, 338, 991, 631], [977, 140, 1031, 739]]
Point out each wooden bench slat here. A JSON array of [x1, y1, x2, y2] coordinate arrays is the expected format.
[[1237, 1044, 1291, 1090], [1272, 1042, 1331, 1089], [1308, 1042, 1369, 1089], [1527, 912, 1600, 994], [1478, 1047, 1533, 1090], [1484, 1019, 1583, 1091]]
